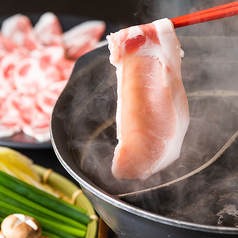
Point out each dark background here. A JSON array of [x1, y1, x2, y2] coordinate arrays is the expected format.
[[1, 0, 236, 27], [0, 0, 151, 27]]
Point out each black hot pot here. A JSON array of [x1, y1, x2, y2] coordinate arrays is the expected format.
[[50, 34, 238, 237]]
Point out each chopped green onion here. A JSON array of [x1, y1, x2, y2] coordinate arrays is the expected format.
[[0, 192, 60, 223], [0, 184, 87, 230], [0, 201, 86, 238], [0, 171, 90, 225], [42, 231, 61, 238]]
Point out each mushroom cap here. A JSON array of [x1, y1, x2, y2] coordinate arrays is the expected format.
[[1, 214, 42, 238]]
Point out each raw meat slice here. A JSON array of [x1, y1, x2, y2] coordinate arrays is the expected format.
[[30, 46, 65, 63], [34, 12, 63, 47], [0, 84, 10, 100], [30, 46, 74, 80], [13, 57, 63, 95], [0, 34, 28, 61], [14, 93, 50, 129], [39, 46, 65, 64], [0, 53, 27, 89], [30, 46, 66, 71], [22, 106, 51, 142], [0, 34, 18, 58], [1, 14, 41, 51], [107, 18, 189, 181], [55, 58, 74, 80], [22, 124, 50, 142], [0, 33, 18, 52], [63, 20, 106, 59], [0, 124, 21, 137], [0, 92, 21, 137], [36, 80, 68, 114]]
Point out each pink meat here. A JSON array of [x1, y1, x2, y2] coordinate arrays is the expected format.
[[0, 91, 21, 137], [33, 46, 74, 80], [13, 57, 63, 95], [0, 53, 27, 89], [0, 33, 18, 52], [21, 104, 51, 142], [36, 80, 68, 114], [1, 14, 41, 51], [63, 20, 106, 59], [11, 93, 51, 142], [107, 18, 189, 181], [55, 58, 74, 80], [0, 14, 106, 142], [34, 12, 63, 47]]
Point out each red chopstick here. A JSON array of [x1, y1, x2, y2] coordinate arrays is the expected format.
[[171, 1, 238, 28]]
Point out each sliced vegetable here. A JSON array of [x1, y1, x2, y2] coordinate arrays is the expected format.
[[0, 146, 40, 182], [0, 201, 85, 238], [0, 184, 87, 230], [0, 146, 59, 196], [0, 192, 59, 223], [42, 231, 62, 238], [0, 170, 90, 225]]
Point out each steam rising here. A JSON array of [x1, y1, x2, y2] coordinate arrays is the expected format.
[[56, 0, 238, 228]]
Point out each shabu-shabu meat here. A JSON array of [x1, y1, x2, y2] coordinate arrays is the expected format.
[[0, 13, 105, 142], [107, 18, 189, 181]]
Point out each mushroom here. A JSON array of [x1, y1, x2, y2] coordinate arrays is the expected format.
[[1, 214, 42, 238]]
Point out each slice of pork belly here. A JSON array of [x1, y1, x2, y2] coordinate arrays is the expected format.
[[107, 18, 189, 181]]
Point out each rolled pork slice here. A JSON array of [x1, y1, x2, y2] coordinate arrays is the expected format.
[[107, 18, 189, 181], [34, 12, 63, 47], [1, 14, 41, 51]]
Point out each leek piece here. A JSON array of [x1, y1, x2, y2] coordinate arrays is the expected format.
[[0, 171, 90, 225], [42, 231, 61, 238], [0, 184, 86, 230], [0, 201, 86, 238], [0, 206, 76, 238], [0, 192, 59, 223]]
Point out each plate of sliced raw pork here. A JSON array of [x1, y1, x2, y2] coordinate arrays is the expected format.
[[0, 13, 117, 149]]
